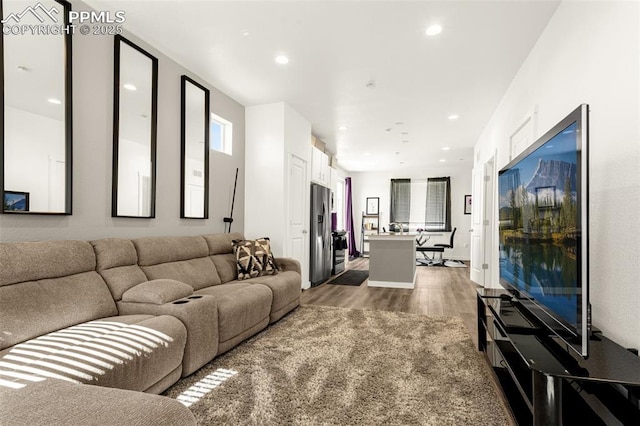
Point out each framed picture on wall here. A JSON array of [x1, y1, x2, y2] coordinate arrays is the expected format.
[[464, 195, 472, 215], [366, 197, 379, 215], [4, 191, 30, 212]]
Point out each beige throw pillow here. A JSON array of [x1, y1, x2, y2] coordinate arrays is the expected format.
[[232, 237, 278, 280]]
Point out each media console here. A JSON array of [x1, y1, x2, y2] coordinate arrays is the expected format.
[[477, 288, 640, 425]]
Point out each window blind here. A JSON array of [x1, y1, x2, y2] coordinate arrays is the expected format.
[[389, 179, 411, 223], [425, 177, 451, 231]]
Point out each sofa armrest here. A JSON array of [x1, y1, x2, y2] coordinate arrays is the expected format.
[[274, 257, 301, 274], [118, 294, 218, 376], [121, 279, 193, 304], [1, 378, 197, 425]]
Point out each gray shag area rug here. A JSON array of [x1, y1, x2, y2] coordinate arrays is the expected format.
[[164, 305, 510, 425]]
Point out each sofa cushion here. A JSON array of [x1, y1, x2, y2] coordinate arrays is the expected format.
[[134, 236, 209, 266], [0, 240, 96, 287], [0, 378, 197, 426], [210, 253, 238, 283], [0, 315, 187, 393], [233, 238, 278, 280], [194, 283, 272, 345], [122, 280, 194, 305], [202, 232, 244, 255], [0, 272, 118, 351], [91, 238, 149, 301], [241, 271, 301, 322], [134, 236, 222, 290]]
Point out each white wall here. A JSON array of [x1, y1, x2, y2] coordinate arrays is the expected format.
[[474, 1, 640, 350], [0, 0, 245, 242], [350, 164, 472, 260], [245, 101, 312, 287], [244, 103, 286, 253]]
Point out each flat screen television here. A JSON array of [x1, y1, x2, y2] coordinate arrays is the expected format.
[[498, 104, 590, 358]]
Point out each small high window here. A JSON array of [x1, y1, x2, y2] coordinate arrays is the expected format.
[[210, 113, 232, 155]]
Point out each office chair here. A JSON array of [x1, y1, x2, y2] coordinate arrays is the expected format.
[[416, 228, 456, 266]]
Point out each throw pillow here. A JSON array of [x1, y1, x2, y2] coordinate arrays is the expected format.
[[233, 237, 278, 280]]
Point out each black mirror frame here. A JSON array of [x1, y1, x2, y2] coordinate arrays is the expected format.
[[0, 0, 73, 215], [180, 75, 210, 219], [111, 34, 158, 218]]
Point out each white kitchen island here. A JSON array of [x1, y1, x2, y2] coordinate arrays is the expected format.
[[367, 233, 416, 289]]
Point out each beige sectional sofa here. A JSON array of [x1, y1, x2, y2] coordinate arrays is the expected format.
[[0, 232, 301, 425]]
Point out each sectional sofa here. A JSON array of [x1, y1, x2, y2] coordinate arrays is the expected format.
[[0, 232, 301, 425]]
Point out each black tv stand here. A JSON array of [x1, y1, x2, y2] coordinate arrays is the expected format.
[[477, 288, 640, 425]]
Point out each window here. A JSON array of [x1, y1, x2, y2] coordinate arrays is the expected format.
[[210, 113, 232, 155], [425, 177, 451, 231], [389, 177, 452, 231], [390, 179, 411, 223]]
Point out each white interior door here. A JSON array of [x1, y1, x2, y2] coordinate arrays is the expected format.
[[470, 167, 485, 285], [288, 154, 310, 289], [470, 157, 496, 287]]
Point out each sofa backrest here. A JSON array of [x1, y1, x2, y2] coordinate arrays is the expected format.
[[0, 240, 117, 351], [91, 238, 149, 301], [133, 236, 222, 290], [202, 232, 243, 283]]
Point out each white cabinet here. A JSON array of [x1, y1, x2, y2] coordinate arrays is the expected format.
[[311, 146, 330, 187]]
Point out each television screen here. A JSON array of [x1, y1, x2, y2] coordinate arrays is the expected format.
[[498, 104, 589, 358]]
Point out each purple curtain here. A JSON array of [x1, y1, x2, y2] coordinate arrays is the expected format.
[[345, 177, 360, 258]]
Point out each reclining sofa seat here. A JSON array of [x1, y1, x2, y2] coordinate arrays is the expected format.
[[202, 233, 302, 324], [0, 240, 187, 394], [92, 237, 218, 376], [130, 234, 276, 355]]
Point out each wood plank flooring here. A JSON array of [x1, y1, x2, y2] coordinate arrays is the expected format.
[[301, 257, 481, 347]]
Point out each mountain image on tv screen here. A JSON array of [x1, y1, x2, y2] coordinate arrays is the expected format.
[[499, 122, 580, 327]]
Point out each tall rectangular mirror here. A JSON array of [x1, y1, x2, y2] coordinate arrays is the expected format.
[[112, 35, 158, 218], [181, 76, 210, 219], [1, 0, 72, 214]]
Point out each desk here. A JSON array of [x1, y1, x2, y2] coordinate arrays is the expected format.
[[367, 234, 416, 289]]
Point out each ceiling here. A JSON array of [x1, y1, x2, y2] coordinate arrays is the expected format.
[[85, 0, 560, 172]]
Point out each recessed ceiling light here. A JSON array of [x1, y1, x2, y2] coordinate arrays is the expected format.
[[385, 128, 392, 132], [442, 147, 450, 151], [402, 140, 409, 143], [395, 152, 400, 155], [338, 125, 347, 131], [242, 31, 250, 36], [400, 161, 405, 165], [448, 114, 459, 120], [439, 159, 446, 162], [364, 152, 371, 156], [395, 122, 404, 126], [426, 24, 443, 36], [123, 83, 137, 91], [275, 55, 289, 65], [47, 98, 61, 105]]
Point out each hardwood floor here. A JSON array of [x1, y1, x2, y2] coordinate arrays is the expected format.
[[301, 257, 482, 347]]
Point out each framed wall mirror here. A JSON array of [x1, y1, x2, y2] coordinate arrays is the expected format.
[[112, 35, 158, 218], [181, 76, 210, 219], [1, 0, 72, 214]]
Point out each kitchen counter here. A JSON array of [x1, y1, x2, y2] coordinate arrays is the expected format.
[[368, 234, 416, 289]]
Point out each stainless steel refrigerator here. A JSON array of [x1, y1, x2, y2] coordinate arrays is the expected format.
[[310, 183, 332, 286]]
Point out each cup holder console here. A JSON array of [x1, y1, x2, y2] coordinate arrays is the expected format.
[[173, 300, 189, 305]]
